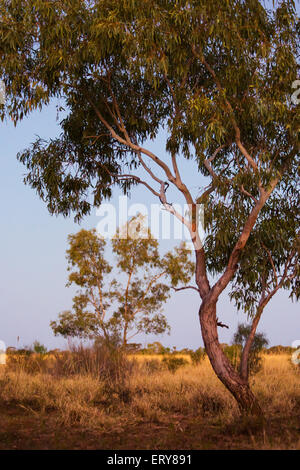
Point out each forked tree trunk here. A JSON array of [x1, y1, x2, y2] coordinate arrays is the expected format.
[[199, 300, 263, 416]]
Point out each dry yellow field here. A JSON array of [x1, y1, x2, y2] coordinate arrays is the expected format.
[[0, 352, 299, 449]]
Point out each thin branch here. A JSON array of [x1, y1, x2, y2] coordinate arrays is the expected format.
[[98, 163, 162, 199], [172, 285, 200, 293], [127, 329, 145, 342], [261, 242, 278, 286], [124, 269, 134, 317], [196, 184, 215, 204], [158, 181, 195, 234], [204, 147, 258, 205], [136, 151, 164, 185], [163, 71, 179, 115], [85, 91, 210, 296], [88, 95, 177, 184], [114, 174, 161, 198], [239, 306, 263, 381], [209, 176, 280, 301], [216, 318, 229, 329], [202, 56, 258, 171], [171, 151, 182, 184], [240, 185, 258, 204], [107, 74, 132, 143], [204, 145, 225, 179]]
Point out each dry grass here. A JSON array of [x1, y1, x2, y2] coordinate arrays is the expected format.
[[128, 353, 192, 363], [251, 354, 300, 416], [0, 350, 299, 449]]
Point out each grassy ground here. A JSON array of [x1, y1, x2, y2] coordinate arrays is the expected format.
[[0, 351, 299, 449]]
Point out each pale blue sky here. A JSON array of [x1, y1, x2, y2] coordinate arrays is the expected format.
[[0, 96, 298, 352]]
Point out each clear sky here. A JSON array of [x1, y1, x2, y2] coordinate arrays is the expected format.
[[0, 95, 298, 352]]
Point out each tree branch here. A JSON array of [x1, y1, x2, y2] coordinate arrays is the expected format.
[[240, 185, 258, 204], [85, 92, 210, 296], [88, 96, 177, 185], [216, 318, 229, 329], [172, 285, 200, 293], [209, 176, 281, 302], [261, 242, 278, 286]]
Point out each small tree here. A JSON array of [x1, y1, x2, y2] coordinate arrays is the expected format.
[[190, 347, 206, 365], [162, 356, 188, 373], [145, 341, 167, 354], [51, 217, 194, 346], [32, 340, 48, 355], [232, 324, 268, 376]]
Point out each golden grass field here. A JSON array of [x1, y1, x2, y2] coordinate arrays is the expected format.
[[0, 351, 299, 449]]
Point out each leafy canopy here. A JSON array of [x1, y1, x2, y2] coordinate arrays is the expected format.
[[1, 0, 299, 315], [51, 216, 194, 345], [0, 1, 297, 210]]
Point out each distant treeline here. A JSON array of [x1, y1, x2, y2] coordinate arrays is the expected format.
[[124, 341, 295, 356], [6, 341, 295, 356]]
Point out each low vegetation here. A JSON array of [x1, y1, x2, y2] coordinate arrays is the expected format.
[[0, 344, 299, 449]]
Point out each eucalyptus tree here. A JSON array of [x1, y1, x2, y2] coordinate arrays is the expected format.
[[50, 218, 194, 346], [1, 0, 299, 414]]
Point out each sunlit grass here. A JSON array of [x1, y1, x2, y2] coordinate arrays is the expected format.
[[0, 352, 299, 434]]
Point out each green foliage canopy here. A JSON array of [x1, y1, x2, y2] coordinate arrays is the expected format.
[[0, 1, 297, 219], [51, 217, 194, 345]]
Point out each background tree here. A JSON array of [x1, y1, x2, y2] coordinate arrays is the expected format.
[[228, 324, 269, 377], [32, 340, 48, 355], [1, 0, 299, 415], [51, 216, 194, 347]]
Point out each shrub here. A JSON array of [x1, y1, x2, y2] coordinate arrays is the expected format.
[[143, 359, 164, 374], [162, 357, 189, 373], [52, 343, 135, 385], [224, 323, 269, 376], [10, 348, 33, 356], [6, 343, 135, 386], [33, 341, 48, 355], [189, 347, 206, 365], [266, 345, 294, 355], [144, 342, 170, 355]]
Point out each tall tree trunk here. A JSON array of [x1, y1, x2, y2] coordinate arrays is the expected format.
[[199, 300, 263, 416]]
